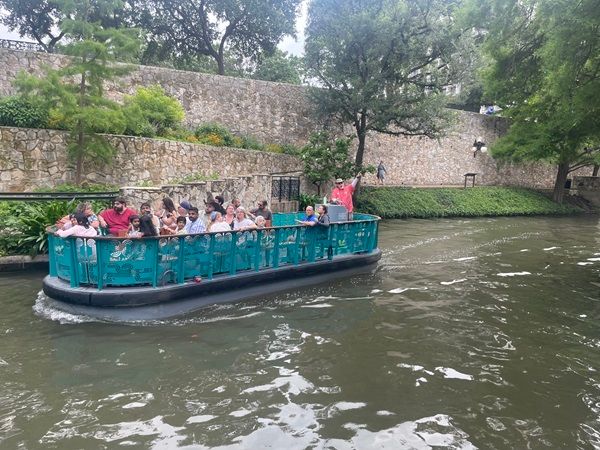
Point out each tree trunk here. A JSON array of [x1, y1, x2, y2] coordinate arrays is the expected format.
[[354, 113, 367, 168], [75, 71, 86, 185], [75, 130, 84, 185], [353, 114, 368, 198], [552, 162, 570, 203], [314, 182, 321, 196]]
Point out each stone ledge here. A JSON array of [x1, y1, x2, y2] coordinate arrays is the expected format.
[[0, 254, 48, 272]]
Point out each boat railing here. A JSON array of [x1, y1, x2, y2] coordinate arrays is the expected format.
[[47, 212, 380, 290]]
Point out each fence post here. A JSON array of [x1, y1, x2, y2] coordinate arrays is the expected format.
[[208, 234, 215, 280], [177, 236, 185, 284], [67, 239, 79, 288]]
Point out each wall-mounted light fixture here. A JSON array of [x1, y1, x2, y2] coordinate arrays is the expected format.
[[472, 137, 487, 157]]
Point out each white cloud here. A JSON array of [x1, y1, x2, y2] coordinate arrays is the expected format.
[[278, 0, 309, 56]]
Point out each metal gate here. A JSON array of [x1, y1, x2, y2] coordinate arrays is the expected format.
[[271, 176, 300, 202]]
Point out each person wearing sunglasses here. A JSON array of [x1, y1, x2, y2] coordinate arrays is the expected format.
[[330, 174, 361, 220]]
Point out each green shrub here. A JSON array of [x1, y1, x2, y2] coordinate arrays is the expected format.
[[239, 135, 264, 150], [163, 126, 195, 142], [0, 96, 49, 128], [123, 85, 185, 137], [298, 193, 321, 211], [0, 200, 75, 256], [355, 186, 582, 219], [0, 185, 119, 256], [281, 143, 300, 155], [195, 123, 235, 147]]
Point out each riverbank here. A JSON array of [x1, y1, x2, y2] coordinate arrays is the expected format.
[[355, 186, 586, 219]]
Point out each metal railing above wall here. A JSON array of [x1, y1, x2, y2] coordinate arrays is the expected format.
[[0, 38, 46, 53]]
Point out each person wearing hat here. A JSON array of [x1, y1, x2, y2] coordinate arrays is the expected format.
[[330, 174, 361, 219], [177, 200, 192, 217]]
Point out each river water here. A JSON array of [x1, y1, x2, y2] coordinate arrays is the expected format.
[[1, 216, 600, 449]]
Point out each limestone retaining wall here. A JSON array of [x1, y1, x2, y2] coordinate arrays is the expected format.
[[119, 174, 275, 213], [0, 48, 592, 190], [0, 126, 303, 191]]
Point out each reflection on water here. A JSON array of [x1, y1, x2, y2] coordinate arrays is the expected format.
[[2, 216, 600, 448]]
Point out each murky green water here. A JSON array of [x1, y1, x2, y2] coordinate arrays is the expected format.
[[2, 216, 600, 449]]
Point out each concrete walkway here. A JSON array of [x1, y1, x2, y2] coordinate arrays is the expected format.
[[0, 255, 48, 272]]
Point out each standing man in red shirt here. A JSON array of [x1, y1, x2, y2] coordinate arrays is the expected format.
[[98, 197, 137, 236], [331, 174, 361, 220]]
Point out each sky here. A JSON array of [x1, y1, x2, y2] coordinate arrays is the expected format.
[[0, 0, 309, 56]]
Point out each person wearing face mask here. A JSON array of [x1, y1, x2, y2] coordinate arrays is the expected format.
[[98, 197, 137, 236]]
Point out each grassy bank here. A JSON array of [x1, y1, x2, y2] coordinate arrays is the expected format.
[[355, 186, 583, 219]]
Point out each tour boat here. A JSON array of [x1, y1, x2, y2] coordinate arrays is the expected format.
[[42, 211, 381, 320]]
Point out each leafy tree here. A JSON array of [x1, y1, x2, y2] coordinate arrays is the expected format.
[[132, 0, 301, 75], [252, 50, 303, 84], [468, 0, 600, 203], [300, 132, 373, 195], [0, 0, 129, 52], [16, 5, 140, 185], [304, 0, 463, 169], [0, 0, 65, 52]]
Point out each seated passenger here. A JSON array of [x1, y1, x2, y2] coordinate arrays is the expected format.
[[177, 200, 192, 218], [98, 197, 137, 236], [57, 202, 99, 230], [214, 195, 226, 214], [297, 206, 318, 226], [208, 211, 232, 232], [175, 216, 187, 235], [249, 200, 273, 227], [316, 204, 330, 227], [156, 197, 178, 233], [255, 216, 266, 229], [140, 214, 158, 237], [140, 202, 160, 234], [233, 207, 257, 231], [223, 204, 236, 229], [184, 207, 206, 234], [127, 215, 143, 237], [56, 213, 98, 238]]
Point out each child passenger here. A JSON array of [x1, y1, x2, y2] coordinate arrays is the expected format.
[[127, 215, 143, 238], [139, 214, 158, 237], [175, 216, 187, 235]]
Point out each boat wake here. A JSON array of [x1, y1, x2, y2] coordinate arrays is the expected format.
[[33, 292, 98, 324], [33, 291, 266, 326]]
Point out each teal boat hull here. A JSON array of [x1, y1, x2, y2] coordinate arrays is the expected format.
[[42, 249, 381, 320]]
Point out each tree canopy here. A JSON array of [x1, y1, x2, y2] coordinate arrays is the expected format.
[[299, 132, 373, 195], [131, 0, 301, 75], [0, 0, 129, 52], [304, 0, 465, 169], [469, 0, 600, 202]]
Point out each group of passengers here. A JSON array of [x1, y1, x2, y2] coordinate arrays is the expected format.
[[52, 173, 362, 239], [54, 196, 278, 239]]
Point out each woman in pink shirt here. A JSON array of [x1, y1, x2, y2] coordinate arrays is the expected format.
[[56, 213, 98, 238]]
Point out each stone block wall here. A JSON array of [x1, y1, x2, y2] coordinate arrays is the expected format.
[[0, 48, 593, 191], [0, 126, 303, 191], [0, 49, 317, 146], [119, 174, 273, 212]]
